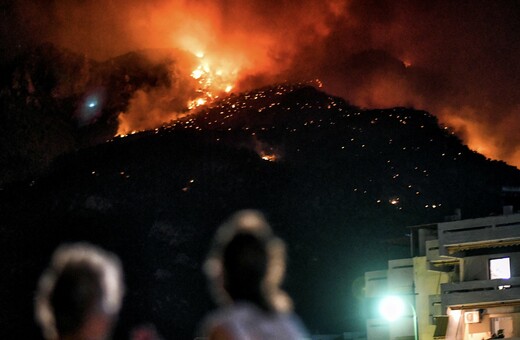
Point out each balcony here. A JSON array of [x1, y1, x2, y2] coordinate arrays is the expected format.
[[426, 239, 459, 269], [437, 214, 520, 256], [441, 277, 520, 310]]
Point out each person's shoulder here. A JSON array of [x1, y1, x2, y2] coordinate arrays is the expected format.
[[274, 311, 309, 338], [200, 303, 261, 331], [231, 302, 262, 314], [198, 305, 240, 336]]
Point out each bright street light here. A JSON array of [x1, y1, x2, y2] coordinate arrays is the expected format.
[[378, 295, 418, 340], [379, 296, 405, 321]]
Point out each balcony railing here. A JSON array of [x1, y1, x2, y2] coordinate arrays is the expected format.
[[441, 277, 520, 310], [438, 214, 520, 256]]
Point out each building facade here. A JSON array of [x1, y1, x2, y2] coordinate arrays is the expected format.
[[365, 211, 520, 339]]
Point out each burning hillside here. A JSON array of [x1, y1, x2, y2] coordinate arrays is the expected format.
[[5, 1, 519, 168], [116, 49, 240, 136], [0, 42, 323, 185], [1, 40, 520, 189]]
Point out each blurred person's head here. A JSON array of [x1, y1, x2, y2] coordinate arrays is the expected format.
[[204, 210, 292, 312], [35, 243, 125, 340]]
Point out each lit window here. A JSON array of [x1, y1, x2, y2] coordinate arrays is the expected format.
[[489, 257, 511, 280]]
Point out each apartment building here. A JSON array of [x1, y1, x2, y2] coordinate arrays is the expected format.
[[365, 210, 520, 339]]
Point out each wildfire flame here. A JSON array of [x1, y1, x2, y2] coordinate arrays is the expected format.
[[187, 52, 237, 110], [115, 49, 241, 137], [260, 153, 278, 162]]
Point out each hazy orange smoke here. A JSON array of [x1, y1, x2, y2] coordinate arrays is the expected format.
[[13, 0, 520, 168]]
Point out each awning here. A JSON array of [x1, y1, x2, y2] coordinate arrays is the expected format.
[[446, 238, 520, 254]]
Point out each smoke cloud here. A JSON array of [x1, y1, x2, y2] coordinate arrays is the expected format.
[[5, 0, 520, 168]]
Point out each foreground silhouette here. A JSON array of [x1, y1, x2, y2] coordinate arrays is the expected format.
[[35, 243, 124, 340], [199, 210, 308, 339]]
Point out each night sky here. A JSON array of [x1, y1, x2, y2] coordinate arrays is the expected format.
[[2, 0, 519, 168]]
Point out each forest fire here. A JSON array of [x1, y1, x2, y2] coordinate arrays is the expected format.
[[187, 52, 237, 110], [11, 0, 517, 168], [115, 48, 241, 136]]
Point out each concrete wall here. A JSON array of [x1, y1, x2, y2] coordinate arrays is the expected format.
[[388, 258, 414, 294], [365, 270, 387, 297], [413, 256, 451, 339]]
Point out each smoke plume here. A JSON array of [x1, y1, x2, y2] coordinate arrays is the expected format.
[[5, 0, 520, 168]]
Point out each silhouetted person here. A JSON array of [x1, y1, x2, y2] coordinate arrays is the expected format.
[[35, 243, 124, 340], [199, 210, 308, 339]]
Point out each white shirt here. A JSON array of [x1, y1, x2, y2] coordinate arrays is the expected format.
[[201, 302, 308, 340]]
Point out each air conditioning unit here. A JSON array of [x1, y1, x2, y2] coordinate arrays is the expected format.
[[464, 311, 480, 324]]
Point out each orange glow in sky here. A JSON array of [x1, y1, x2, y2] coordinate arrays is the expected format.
[[22, 0, 519, 168]]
